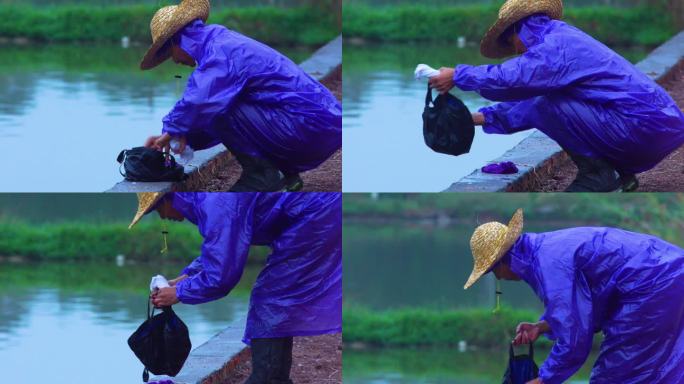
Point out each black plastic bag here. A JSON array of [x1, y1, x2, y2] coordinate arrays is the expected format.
[[128, 301, 192, 382], [422, 85, 475, 156], [117, 147, 186, 182], [502, 343, 539, 384]]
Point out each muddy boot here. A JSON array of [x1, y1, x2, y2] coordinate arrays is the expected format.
[[245, 337, 294, 384], [230, 153, 285, 192], [618, 171, 639, 192], [282, 173, 304, 192], [565, 151, 622, 192]]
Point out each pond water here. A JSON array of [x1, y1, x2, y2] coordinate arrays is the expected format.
[[0, 262, 258, 384], [343, 218, 600, 383], [0, 44, 311, 192], [344, 347, 597, 384], [342, 42, 649, 192]]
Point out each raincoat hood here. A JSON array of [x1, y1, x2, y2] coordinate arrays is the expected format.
[[514, 14, 555, 50], [175, 19, 214, 64]]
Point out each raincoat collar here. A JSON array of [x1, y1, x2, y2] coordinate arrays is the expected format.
[[175, 19, 218, 64], [515, 14, 554, 50]]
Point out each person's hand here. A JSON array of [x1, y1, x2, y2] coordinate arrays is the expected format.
[[428, 67, 456, 95], [513, 322, 542, 345], [472, 112, 485, 126], [168, 274, 189, 287], [526, 378, 543, 384], [144, 133, 172, 153], [151, 286, 179, 307]]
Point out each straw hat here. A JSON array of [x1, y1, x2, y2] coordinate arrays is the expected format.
[[140, 0, 210, 70], [129, 192, 165, 229], [480, 0, 563, 59], [463, 209, 524, 289]]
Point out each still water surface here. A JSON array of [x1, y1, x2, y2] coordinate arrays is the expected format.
[[343, 43, 648, 192], [0, 262, 256, 383], [0, 44, 311, 192]]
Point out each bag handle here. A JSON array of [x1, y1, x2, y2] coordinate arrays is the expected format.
[[509, 342, 535, 359], [425, 84, 434, 107]]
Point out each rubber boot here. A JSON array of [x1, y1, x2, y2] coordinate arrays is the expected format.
[[245, 337, 294, 384], [282, 173, 304, 192], [230, 153, 285, 192], [618, 170, 639, 192], [565, 151, 622, 192]]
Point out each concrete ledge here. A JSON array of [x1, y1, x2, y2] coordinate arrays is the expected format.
[[151, 316, 249, 384], [106, 34, 343, 193], [445, 30, 684, 193]]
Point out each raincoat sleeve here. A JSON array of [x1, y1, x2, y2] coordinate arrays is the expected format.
[[162, 48, 248, 138], [536, 266, 595, 383], [479, 101, 535, 134], [174, 198, 253, 305], [180, 256, 203, 276], [453, 38, 583, 102]]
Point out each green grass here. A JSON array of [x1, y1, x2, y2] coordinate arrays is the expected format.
[[0, 219, 270, 262], [343, 4, 676, 47], [344, 306, 604, 349], [0, 5, 338, 46]]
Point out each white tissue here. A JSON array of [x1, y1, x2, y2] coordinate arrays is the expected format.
[[414, 64, 440, 80], [170, 138, 194, 166], [150, 275, 170, 291]]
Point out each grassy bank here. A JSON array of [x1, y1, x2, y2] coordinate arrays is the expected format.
[[343, 4, 675, 47], [344, 306, 603, 349], [0, 5, 338, 46], [0, 220, 270, 262]]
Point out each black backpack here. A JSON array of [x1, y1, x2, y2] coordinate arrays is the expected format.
[[117, 147, 186, 182], [422, 85, 475, 156], [128, 302, 192, 382], [502, 343, 540, 384]]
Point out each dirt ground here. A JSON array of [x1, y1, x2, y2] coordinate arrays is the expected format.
[[221, 334, 342, 384], [532, 59, 684, 192], [186, 66, 342, 193]]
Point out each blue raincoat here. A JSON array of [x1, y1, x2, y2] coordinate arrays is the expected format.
[[454, 15, 684, 174], [169, 192, 342, 343], [506, 228, 684, 383], [162, 20, 341, 174]]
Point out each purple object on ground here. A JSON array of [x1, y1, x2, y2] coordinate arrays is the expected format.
[[169, 193, 342, 345], [505, 228, 684, 383], [162, 20, 341, 175], [454, 15, 684, 174], [481, 161, 519, 174]]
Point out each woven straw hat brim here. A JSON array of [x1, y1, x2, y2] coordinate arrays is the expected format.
[[480, 0, 563, 59], [140, 0, 210, 70], [129, 192, 165, 229], [464, 209, 524, 289]]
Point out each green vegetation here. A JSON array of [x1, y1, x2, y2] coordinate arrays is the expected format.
[[343, 194, 684, 246], [0, 5, 338, 46], [0, 261, 258, 296], [343, 4, 676, 47], [0, 219, 270, 262], [344, 306, 603, 349]]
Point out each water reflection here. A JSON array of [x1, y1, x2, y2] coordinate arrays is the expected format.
[[0, 44, 311, 192], [0, 262, 254, 383]]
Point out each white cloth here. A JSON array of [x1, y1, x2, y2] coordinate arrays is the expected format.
[[414, 64, 440, 80], [150, 275, 170, 291]]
